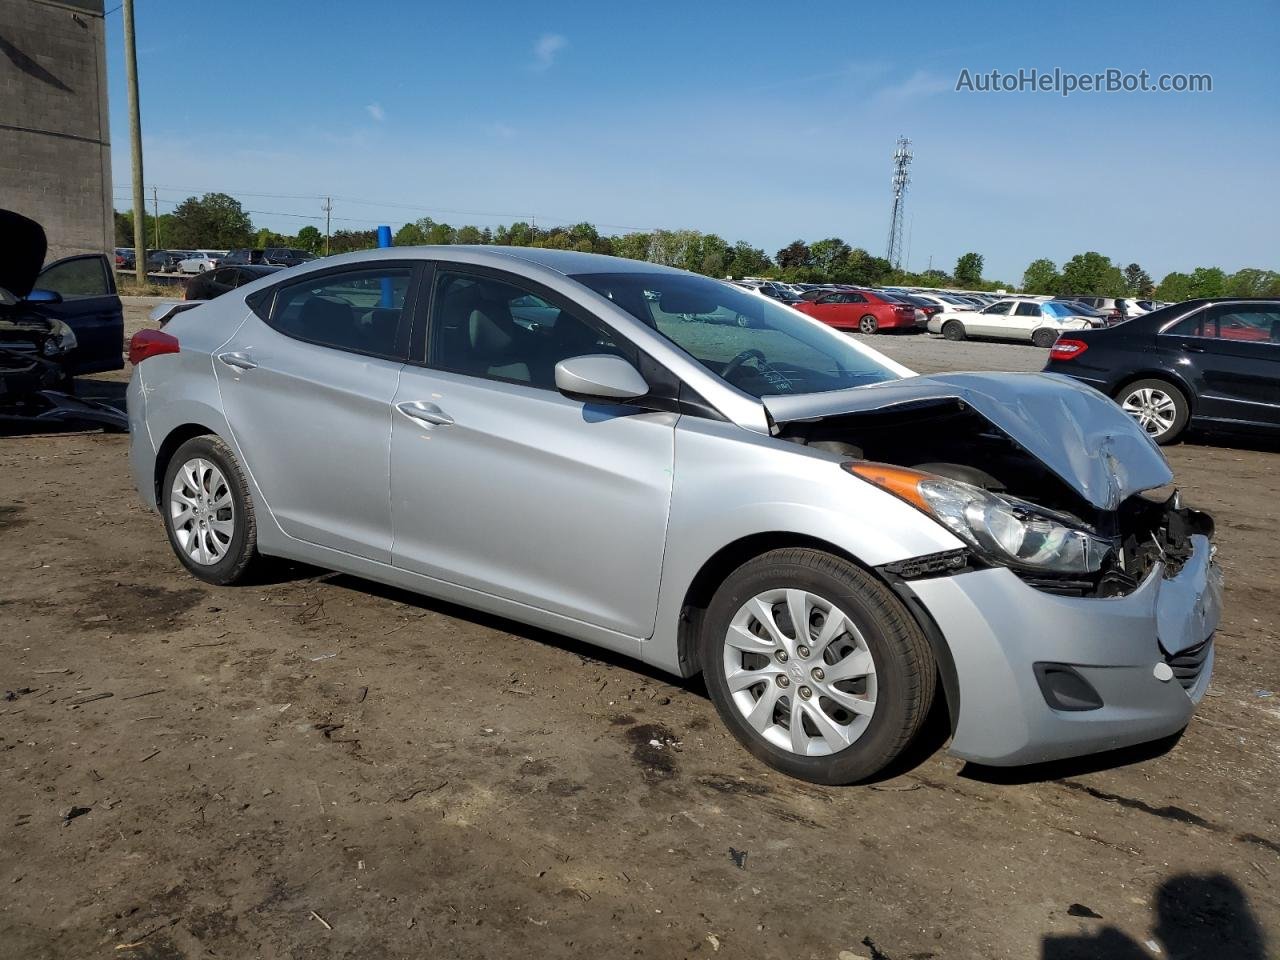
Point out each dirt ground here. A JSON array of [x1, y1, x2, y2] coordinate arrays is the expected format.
[[2, 301, 1277, 959]]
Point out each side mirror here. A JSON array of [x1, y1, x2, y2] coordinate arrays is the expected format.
[[26, 289, 63, 305], [554, 354, 649, 402]]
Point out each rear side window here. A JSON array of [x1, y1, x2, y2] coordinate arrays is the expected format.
[[266, 266, 413, 359], [1014, 302, 1041, 317]]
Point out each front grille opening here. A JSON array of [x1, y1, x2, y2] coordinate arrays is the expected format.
[[1163, 637, 1212, 692]]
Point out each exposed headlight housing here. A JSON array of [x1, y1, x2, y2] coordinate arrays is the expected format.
[[847, 463, 1113, 574]]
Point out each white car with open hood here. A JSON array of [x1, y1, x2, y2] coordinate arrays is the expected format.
[[126, 247, 1222, 784]]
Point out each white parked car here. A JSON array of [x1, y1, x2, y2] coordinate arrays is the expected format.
[[912, 292, 976, 312], [179, 252, 222, 274], [927, 298, 1095, 347]]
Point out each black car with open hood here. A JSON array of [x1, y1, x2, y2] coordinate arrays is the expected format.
[[0, 209, 125, 378]]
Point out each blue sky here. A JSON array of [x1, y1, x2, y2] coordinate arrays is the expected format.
[[106, 0, 1279, 282]]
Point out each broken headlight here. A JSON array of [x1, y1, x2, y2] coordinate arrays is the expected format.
[[847, 464, 1113, 574]]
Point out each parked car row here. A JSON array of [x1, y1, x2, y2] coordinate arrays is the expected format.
[[117, 247, 319, 277]]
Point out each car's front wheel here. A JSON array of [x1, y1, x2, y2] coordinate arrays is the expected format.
[[699, 548, 936, 784], [161, 435, 260, 585], [941, 320, 966, 341], [1117, 379, 1189, 445]]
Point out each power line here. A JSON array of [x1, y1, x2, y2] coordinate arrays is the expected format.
[[110, 182, 655, 233]]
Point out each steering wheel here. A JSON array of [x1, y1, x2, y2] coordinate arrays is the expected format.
[[721, 348, 767, 380]]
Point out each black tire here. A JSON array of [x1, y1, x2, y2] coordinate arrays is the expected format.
[[941, 320, 966, 341], [160, 434, 260, 585], [1031, 328, 1059, 349], [1115, 378, 1190, 445], [858, 315, 878, 335], [699, 548, 936, 785]]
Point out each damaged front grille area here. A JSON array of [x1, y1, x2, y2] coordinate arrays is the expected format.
[[1014, 492, 1214, 599], [1163, 638, 1213, 692]]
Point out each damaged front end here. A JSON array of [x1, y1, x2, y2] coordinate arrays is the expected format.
[[766, 372, 1215, 599]]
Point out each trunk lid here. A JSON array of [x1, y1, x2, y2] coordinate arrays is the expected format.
[[763, 371, 1172, 510]]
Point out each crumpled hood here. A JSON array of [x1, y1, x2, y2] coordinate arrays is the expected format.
[[763, 371, 1173, 510], [0, 209, 48, 300]]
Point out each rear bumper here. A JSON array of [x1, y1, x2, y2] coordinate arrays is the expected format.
[[126, 371, 159, 512], [908, 534, 1222, 766]]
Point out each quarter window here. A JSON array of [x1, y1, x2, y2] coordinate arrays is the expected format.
[[268, 266, 411, 357], [429, 271, 625, 388]]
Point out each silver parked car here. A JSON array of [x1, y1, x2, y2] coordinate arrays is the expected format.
[[126, 247, 1222, 784]]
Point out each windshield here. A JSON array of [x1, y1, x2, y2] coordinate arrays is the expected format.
[[572, 271, 901, 398]]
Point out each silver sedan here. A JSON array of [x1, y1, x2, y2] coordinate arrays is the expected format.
[[126, 247, 1221, 783]]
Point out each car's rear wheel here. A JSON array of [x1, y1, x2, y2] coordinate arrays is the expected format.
[[941, 320, 966, 341], [1117, 379, 1189, 445], [858, 315, 878, 334], [1031, 328, 1059, 348], [161, 435, 260, 585], [699, 548, 936, 785]]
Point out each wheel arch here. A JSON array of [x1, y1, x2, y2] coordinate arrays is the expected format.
[[1110, 370, 1196, 415], [671, 531, 959, 734], [153, 422, 221, 506]]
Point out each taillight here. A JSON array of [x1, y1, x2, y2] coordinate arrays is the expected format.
[[1049, 338, 1088, 361], [129, 329, 180, 365]]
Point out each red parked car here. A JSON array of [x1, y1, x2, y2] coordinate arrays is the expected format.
[[792, 289, 923, 334]]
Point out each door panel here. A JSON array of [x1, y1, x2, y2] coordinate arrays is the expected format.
[[970, 301, 1013, 337], [1189, 305, 1280, 427], [216, 317, 404, 560], [34, 254, 124, 374], [389, 369, 676, 636]]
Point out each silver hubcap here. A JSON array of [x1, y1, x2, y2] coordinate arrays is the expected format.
[[723, 589, 878, 757], [170, 458, 234, 565], [860, 318, 875, 333], [1122, 387, 1177, 436]]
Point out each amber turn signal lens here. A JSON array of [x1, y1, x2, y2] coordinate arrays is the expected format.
[[843, 462, 932, 511]]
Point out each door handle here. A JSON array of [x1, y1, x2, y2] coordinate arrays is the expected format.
[[1180, 342, 1206, 353], [396, 400, 454, 427], [217, 351, 258, 370]]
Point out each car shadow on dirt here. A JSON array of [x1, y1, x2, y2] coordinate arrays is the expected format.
[[1042, 872, 1266, 959], [959, 730, 1186, 786]]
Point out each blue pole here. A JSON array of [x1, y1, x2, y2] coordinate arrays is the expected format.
[[377, 225, 393, 306]]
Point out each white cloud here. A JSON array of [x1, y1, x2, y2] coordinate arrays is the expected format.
[[532, 33, 567, 71], [365, 102, 385, 122], [873, 70, 952, 105]]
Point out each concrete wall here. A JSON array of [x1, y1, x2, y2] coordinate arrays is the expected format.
[[0, 0, 112, 262]]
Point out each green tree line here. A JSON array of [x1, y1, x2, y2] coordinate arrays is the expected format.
[[117, 194, 1277, 300]]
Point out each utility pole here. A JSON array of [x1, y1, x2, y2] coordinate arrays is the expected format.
[[322, 197, 332, 255], [151, 186, 159, 249], [885, 136, 913, 270], [122, 0, 146, 283]]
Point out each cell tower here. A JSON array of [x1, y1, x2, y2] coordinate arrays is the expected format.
[[886, 136, 913, 269]]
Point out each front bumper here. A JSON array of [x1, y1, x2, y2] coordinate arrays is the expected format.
[[908, 534, 1222, 766]]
